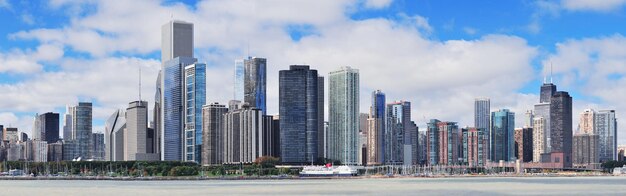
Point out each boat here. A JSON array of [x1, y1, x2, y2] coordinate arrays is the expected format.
[[300, 165, 358, 177]]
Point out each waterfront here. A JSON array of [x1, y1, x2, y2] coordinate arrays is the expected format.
[[1, 176, 625, 195]]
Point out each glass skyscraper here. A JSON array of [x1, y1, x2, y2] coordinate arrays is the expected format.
[[278, 65, 321, 163], [328, 66, 359, 165], [162, 56, 198, 161], [184, 63, 206, 163], [490, 109, 515, 162], [72, 102, 93, 159], [244, 57, 267, 114], [234, 59, 244, 101]]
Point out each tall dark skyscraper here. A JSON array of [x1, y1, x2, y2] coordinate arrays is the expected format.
[[201, 103, 228, 165], [244, 57, 267, 114], [385, 101, 411, 165], [279, 65, 321, 163], [550, 91, 573, 167], [39, 112, 60, 144], [317, 76, 325, 159], [426, 119, 441, 165]]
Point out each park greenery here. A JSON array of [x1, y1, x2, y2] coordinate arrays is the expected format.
[[0, 156, 303, 177]]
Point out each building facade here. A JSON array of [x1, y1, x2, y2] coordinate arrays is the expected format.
[[183, 63, 206, 163], [514, 127, 533, 162], [385, 101, 411, 165], [278, 65, 321, 164], [532, 117, 547, 162], [550, 91, 573, 168], [461, 127, 488, 167], [105, 109, 126, 161], [201, 103, 228, 165], [328, 66, 359, 165], [222, 105, 264, 164], [367, 90, 385, 165], [474, 98, 490, 130], [595, 110, 617, 162], [490, 109, 515, 162], [573, 133, 599, 169], [72, 102, 92, 159], [438, 121, 459, 165], [91, 132, 105, 160], [244, 57, 267, 114]]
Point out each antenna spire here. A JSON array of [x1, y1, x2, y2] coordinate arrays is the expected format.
[[550, 62, 552, 84], [139, 65, 142, 101]]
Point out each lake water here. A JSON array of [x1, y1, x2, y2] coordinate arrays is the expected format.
[[1, 176, 625, 195]]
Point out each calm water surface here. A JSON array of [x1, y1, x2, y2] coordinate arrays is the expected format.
[[1, 176, 625, 195]]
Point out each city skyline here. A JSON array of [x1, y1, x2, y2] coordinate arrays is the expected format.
[[0, 1, 626, 145]]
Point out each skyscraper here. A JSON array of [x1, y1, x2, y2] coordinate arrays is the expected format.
[[234, 60, 244, 101], [385, 101, 411, 165], [474, 98, 490, 130], [534, 102, 551, 153], [426, 119, 441, 165], [201, 103, 228, 165], [595, 110, 617, 162], [540, 83, 556, 103], [550, 91, 572, 167], [91, 132, 105, 160], [278, 65, 321, 163], [63, 106, 74, 140], [39, 112, 60, 144], [72, 102, 92, 159], [317, 76, 325, 159], [328, 66, 359, 165], [490, 109, 515, 162], [161, 56, 197, 161], [160, 20, 195, 161], [532, 117, 547, 162], [573, 133, 599, 168], [161, 20, 193, 63], [438, 121, 459, 165], [524, 110, 534, 128], [244, 57, 267, 114], [105, 109, 126, 161], [222, 104, 264, 164], [126, 101, 159, 161], [184, 63, 206, 163], [153, 71, 162, 157], [367, 90, 385, 165]]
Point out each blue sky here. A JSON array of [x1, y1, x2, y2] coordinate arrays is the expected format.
[[1, 0, 626, 144]]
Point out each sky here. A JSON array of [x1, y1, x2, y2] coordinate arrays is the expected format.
[[1, 0, 626, 144]]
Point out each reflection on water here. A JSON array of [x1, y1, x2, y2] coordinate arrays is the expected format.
[[2, 177, 626, 195]]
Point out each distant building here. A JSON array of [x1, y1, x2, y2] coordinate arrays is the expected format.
[[29, 140, 48, 162], [91, 132, 105, 160], [474, 98, 490, 130], [278, 65, 322, 164], [490, 109, 515, 162], [71, 102, 93, 159], [367, 90, 385, 165], [461, 127, 488, 167], [524, 110, 534, 128], [244, 57, 267, 114], [33, 112, 60, 144], [7, 142, 25, 161], [201, 103, 228, 165], [438, 121, 460, 165], [62, 140, 79, 160], [184, 63, 206, 163], [573, 133, 599, 169], [222, 104, 264, 164], [263, 115, 280, 158], [532, 117, 547, 162], [105, 109, 126, 161], [386, 101, 411, 165], [126, 101, 160, 161], [595, 110, 617, 162], [63, 106, 74, 140], [20, 132, 28, 142], [327, 66, 360, 165], [48, 141, 63, 162], [550, 91, 572, 168], [426, 119, 441, 165], [3, 128, 18, 143], [514, 127, 533, 162], [578, 109, 595, 134]]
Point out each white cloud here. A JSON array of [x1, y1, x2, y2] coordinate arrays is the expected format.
[[21, 13, 34, 25], [561, 0, 626, 12], [364, 0, 393, 9], [0, 51, 43, 74]]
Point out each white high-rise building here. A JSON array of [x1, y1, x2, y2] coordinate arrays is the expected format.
[[161, 20, 193, 63], [474, 98, 490, 130], [328, 66, 359, 165]]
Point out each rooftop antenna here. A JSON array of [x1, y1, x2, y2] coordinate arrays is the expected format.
[[139, 65, 142, 102], [550, 62, 553, 83]]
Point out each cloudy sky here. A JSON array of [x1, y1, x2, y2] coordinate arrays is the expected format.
[[0, 0, 625, 144]]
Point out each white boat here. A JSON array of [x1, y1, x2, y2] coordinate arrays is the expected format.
[[300, 165, 358, 177]]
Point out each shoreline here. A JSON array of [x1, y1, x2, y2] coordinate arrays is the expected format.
[[0, 173, 616, 181]]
